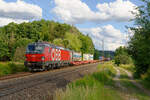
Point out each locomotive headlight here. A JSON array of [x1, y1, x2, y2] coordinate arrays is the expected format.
[[41, 56, 45, 61]]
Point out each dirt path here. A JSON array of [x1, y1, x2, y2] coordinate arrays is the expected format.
[[113, 67, 139, 100], [119, 67, 150, 97], [113, 67, 125, 90]]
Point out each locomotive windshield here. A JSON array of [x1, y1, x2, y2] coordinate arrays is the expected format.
[[26, 44, 45, 54]]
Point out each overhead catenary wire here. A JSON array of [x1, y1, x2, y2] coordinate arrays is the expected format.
[[90, 0, 107, 51], [91, 0, 127, 51]]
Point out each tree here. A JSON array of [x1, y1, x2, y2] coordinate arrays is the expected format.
[[128, 0, 150, 77], [53, 38, 64, 46], [115, 46, 128, 56], [94, 49, 100, 60], [79, 34, 94, 54], [64, 32, 82, 51], [0, 35, 10, 61], [0, 19, 95, 61], [114, 46, 132, 66]]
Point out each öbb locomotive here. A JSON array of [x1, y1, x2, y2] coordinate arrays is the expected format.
[[24, 41, 94, 71]]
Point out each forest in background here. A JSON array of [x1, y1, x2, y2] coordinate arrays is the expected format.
[[94, 49, 114, 60], [0, 19, 94, 61]]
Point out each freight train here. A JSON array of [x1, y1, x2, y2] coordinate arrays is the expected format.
[[24, 41, 96, 71]]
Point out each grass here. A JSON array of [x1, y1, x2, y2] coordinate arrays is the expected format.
[[119, 68, 129, 79], [0, 62, 28, 76], [119, 63, 150, 92], [54, 62, 150, 100], [137, 70, 150, 91], [118, 68, 150, 100], [120, 79, 150, 100], [137, 78, 150, 91], [54, 62, 123, 100], [119, 64, 135, 73], [119, 63, 150, 99]]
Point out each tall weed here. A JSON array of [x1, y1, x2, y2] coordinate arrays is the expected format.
[[54, 62, 122, 100]]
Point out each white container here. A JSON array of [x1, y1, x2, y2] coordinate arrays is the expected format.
[[83, 54, 93, 61], [73, 52, 82, 61]]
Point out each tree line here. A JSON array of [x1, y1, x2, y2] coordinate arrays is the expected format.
[[0, 19, 94, 61], [128, 0, 150, 78], [115, 0, 150, 78]]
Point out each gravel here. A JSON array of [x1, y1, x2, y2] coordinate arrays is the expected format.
[[0, 63, 99, 100]]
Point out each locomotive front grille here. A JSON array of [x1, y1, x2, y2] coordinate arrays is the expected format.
[[25, 61, 44, 67]]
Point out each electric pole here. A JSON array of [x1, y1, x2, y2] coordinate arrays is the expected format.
[[102, 39, 104, 57]]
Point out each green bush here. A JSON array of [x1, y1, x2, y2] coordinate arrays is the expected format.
[[13, 38, 32, 62], [0, 63, 11, 76], [114, 46, 132, 66], [13, 47, 26, 62], [138, 68, 150, 91], [114, 54, 132, 66], [0, 62, 28, 76], [119, 64, 135, 73], [141, 67, 150, 81]]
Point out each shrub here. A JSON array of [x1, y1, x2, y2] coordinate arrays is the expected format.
[[13, 47, 26, 62], [141, 67, 150, 81], [119, 64, 135, 73], [0, 62, 28, 76], [13, 38, 32, 62], [114, 54, 132, 66]]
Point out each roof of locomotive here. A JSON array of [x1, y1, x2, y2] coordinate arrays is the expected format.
[[28, 41, 71, 51], [29, 42, 53, 47]]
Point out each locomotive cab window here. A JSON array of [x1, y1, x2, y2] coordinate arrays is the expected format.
[[26, 45, 45, 54]]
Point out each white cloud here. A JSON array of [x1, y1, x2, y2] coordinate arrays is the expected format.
[[53, 0, 137, 24], [96, 0, 136, 21], [0, 18, 28, 26], [0, 0, 42, 26], [79, 25, 126, 51]]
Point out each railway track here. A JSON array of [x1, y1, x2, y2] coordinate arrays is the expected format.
[[0, 63, 99, 98], [0, 63, 91, 81], [0, 72, 33, 81]]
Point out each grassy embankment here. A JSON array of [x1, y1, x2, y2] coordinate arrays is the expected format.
[[54, 62, 150, 100], [120, 64, 150, 91], [137, 72, 150, 92], [54, 62, 123, 100], [119, 64, 150, 100], [0, 62, 28, 76]]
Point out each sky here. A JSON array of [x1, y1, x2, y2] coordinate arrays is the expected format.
[[0, 0, 142, 51]]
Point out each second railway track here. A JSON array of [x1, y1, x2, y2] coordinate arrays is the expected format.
[[0, 63, 99, 98], [0, 72, 33, 81]]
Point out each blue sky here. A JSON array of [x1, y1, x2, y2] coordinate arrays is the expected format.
[[0, 0, 143, 50]]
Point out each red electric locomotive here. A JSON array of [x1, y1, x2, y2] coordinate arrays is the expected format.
[[24, 41, 72, 71]]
